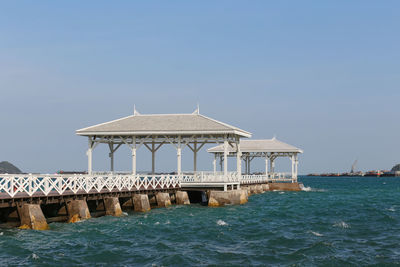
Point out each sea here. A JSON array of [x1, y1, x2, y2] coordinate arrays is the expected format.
[[1, 177, 400, 266]]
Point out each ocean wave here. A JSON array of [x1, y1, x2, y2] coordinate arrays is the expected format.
[[309, 231, 323, 237], [122, 212, 128, 216], [31, 253, 39, 260], [301, 186, 326, 192], [0, 232, 3, 236], [154, 222, 160, 225], [217, 220, 228, 226], [333, 221, 350, 229], [388, 207, 396, 212]]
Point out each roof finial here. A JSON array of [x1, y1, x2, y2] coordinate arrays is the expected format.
[[134, 105, 140, 116], [192, 103, 200, 115]]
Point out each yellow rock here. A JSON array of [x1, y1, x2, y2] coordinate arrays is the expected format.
[[68, 214, 81, 223]]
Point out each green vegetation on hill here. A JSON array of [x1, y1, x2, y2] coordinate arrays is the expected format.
[[0, 161, 22, 174], [391, 164, 400, 172]]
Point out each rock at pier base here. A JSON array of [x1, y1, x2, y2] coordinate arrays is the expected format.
[[244, 186, 252, 196], [17, 204, 49, 230], [156, 192, 171, 208], [66, 200, 91, 223], [208, 189, 248, 207], [250, 185, 263, 194], [104, 197, 123, 217], [262, 184, 270, 191], [133, 194, 151, 212], [175, 191, 190, 205], [269, 182, 302, 191]]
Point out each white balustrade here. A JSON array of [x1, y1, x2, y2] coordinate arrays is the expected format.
[[0, 174, 181, 198], [0, 171, 296, 198]]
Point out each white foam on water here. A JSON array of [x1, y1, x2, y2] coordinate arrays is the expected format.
[[279, 192, 285, 194], [333, 221, 350, 229], [0, 232, 3, 236], [122, 212, 128, 216], [309, 231, 323, 237], [32, 253, 39, 260], [217, 220, 228, 226], [388, 207, 396, 212], [165, 220, 170, 225], [154, 222, 160, 225], [301, 186, 312, 192], [301, 186, 326, 192]]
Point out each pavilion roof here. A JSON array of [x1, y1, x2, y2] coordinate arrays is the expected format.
[[207, 138, 303, 153], [76, 112, 251, 138]]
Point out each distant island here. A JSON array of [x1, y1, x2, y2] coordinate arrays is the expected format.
[[308, 163, 400, 177], [0, 161, 22, 174]]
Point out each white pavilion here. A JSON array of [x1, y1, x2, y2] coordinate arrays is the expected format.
[[207, 138, 303, 182]]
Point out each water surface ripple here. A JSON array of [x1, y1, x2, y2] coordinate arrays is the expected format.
[[1, 177, 400, 266]]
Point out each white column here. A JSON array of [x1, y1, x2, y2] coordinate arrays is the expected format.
[[87, 137, 93, 175], [220, 156, 223, 171], [193, 141, 197, 172], [236, 139, 241, 177], [272, 160, 275, 173], [213, 154, 217, 174], [151, 140, 155, 174], [109, 143, 114, 173], [295, 154, 299, 181], [270, 157, 275, 178], [177, 136, 182, 175], [244, 156, 247, 174], [223, 137, 228, 177], [291, 155, 295, 181], [132, 136, 136, 175], [110, 151, 114, 172], [265, 155, 269, 177]]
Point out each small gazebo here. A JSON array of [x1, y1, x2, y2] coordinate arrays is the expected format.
[[207, 138, 303, 181], [76, 109, 251, 178]]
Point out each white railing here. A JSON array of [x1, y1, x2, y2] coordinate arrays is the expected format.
[[241, 174, 268, 184], [181, 171, 239, 183], [0, 174, 182, 198], [0, 172, 297, 198], [268, 172, 294, 182], [241, 173, 295, 184]]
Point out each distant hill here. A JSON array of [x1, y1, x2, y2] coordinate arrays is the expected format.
[[0, 161, 22, 174], [391, 164, 400, 172]]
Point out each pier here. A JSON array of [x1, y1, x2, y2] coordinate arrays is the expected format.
[[0, 109, 303, 230]]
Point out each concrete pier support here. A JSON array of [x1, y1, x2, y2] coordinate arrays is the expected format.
[[243, 186, 252, 196], [17, 204, 49, 230], [156, 192, 171, 208], [176, 191, 190, 205], [133, 194, 151, 212], [104, 197, 123, 217], [269, 182, 302, 191], [66, 200, 91, 223], [262, 184, 270, 191], [256, 185, 264, 193], [208, 189, 248, 207], [250, 185, 263, 194]]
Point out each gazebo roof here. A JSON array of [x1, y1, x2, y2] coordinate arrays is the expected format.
[[207, 138, 303, 153], [76, 112, 252, 137]]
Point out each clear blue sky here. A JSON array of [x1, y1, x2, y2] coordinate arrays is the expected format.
[[1, 1, 399, 174]]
